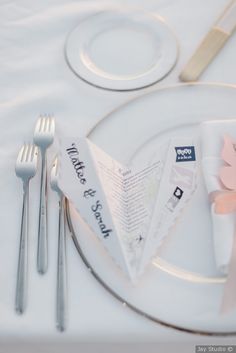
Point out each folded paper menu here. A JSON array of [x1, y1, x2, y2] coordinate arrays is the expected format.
[[58, 137, 197, 280], [201, 119, 236, 275]]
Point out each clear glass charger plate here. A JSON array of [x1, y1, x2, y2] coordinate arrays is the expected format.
[[65, 9, 178, 91], [66, 83, 236, 335]]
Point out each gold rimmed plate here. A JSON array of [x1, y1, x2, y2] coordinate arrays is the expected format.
[[67, 83, 236, 335]]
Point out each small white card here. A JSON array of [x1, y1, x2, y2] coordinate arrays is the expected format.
[[139, 142, 198, 274], [58, 137, 197, 280]]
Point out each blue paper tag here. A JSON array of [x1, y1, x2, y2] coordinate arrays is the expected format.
[[175, 146, 196, 162]]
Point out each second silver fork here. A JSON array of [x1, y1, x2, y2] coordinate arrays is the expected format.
[[34, 115, 55, 274], [15, 144, 38, 314]]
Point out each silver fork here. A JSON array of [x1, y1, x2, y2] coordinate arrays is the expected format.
[[50, 158, 67, 332], [34, 115, 55, 274], [15, 144, 38, 314]]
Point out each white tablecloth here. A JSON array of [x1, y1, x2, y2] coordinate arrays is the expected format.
[[1, 0, 236, 351]]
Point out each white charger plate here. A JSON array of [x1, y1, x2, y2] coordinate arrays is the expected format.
[[65, 9, 178, 91], [67, 83, 236, 335]]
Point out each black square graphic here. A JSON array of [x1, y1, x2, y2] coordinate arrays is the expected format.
[[173, 187, 184, 200]]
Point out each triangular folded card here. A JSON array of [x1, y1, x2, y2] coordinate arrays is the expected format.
[[58, 137, 197, 280]]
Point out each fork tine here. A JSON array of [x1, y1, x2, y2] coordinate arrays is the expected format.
[[48, 117, 51, 131], [29, 145, 33, 162], [22, 144, 29, 162], [29, 145, 34, 162], [46, 116, 50, 132], [51, 116, 55, 133], [39, 117, 44, 133], [50, 116, 55, 133], [42, 117, 47, 133], [35, 117, 42, 134], [25, 144, 31, 162], [18, 145, 26, 163], [35, 114, 55, 134]]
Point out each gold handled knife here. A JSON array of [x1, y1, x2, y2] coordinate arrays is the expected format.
[[180, 0, 236, 82]]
